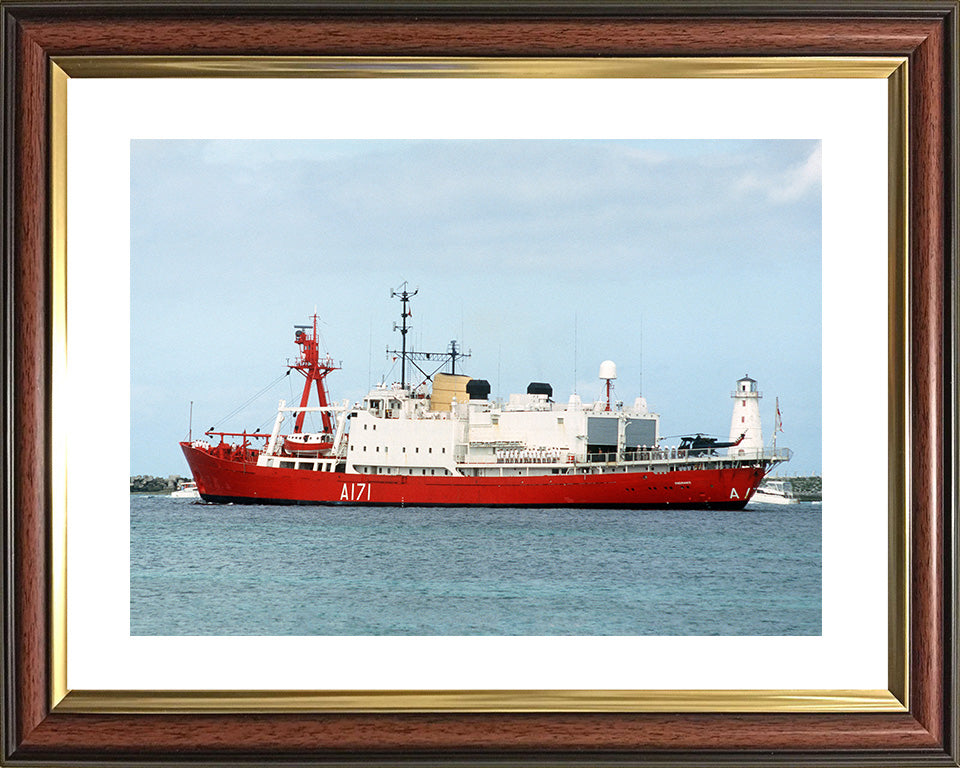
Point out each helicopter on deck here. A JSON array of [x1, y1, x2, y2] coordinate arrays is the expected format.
[[678, 432, 746, 456]]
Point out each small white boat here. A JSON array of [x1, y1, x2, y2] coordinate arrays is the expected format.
[[751, 479, 799, 505], [170, 481, 200, 499]]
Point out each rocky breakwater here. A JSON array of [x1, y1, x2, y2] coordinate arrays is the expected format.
[[130, 475, 191, 494], [782, 475, 822, 502]]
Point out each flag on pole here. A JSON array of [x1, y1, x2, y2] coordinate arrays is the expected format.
[[775, 397, 784, 433]]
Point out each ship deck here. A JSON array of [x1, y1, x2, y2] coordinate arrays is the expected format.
[[254, 446, 791, 477]]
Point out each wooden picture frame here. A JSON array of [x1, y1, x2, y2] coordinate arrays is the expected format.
[[2, 2, 957, 765]]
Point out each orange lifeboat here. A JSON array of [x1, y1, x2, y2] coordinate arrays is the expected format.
[[283, 433, 333, 454]]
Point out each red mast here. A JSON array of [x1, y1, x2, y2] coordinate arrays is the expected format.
[[290, 314, 339, 434]]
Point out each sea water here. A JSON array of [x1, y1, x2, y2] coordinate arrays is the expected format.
[[130, 496, 821, 636]]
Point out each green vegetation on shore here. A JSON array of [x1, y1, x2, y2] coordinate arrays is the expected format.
[[130, 475, 191, 494]]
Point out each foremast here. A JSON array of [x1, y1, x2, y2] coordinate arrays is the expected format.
[[290, 314, 340, 435]]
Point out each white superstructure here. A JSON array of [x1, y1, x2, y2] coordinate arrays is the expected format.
[[340, 380, 661, 478]]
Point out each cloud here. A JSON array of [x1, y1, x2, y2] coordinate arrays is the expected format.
[[736, 144, 822, 203], [197, 139, 379, 169], [132, 138, 821, 292]]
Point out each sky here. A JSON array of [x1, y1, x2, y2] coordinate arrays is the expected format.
[[130, 139, 821, 476]]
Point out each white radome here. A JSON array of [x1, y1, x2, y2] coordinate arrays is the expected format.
[[598, 360, 617, 380]]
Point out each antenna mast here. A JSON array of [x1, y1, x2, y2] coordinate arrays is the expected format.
[[387, 284, 470, 388], [391, 282, 417, 389], [639, 314, 643, 396], [449, 340, 459, 375], [573, 312, 578, 395]]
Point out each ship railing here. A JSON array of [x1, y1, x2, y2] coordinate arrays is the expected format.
[[725, 447, 793, 462], [588, 449, 674, 463], [200, 430, 266, 463], [585, 452, 619, 463], [583, 447, 793, 464], [495, 455, 573, 465], [205, 430, 270, 441], [666, 447, 791, 462], [666, 447, 792, 463], [276, 404, 349, 414], [465, 447, 793, 467]]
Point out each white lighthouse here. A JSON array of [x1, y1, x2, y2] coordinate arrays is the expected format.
[[728, 374, 764, 456]]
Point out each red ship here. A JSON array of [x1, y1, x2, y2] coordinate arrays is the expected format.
[[181, 288, 790, 508]]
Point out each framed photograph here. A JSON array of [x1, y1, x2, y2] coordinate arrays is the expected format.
[[2, 2, 957, 765]]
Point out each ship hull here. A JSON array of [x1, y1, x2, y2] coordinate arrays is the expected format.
[[181, 443, 765, 510]]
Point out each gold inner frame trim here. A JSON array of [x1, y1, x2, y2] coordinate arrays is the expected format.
[[53, 55, 905, 79], [48, 55, 910, 715], [886, 61, 910, 709], [57, 688, 903, 714], [50, 61, 69, 710]]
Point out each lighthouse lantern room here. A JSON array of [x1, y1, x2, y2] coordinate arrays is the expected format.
[[728, 374, 764, 455]]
